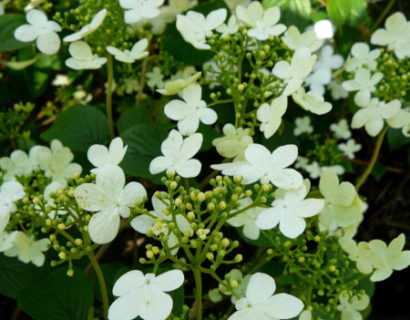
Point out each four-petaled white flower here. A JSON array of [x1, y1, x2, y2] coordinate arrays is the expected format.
[[337, 291, 369, 320], [330, 119, 352, 139], [292, 87, 332, 115], [315, 45, 344, 72], [272, 48, 316, 96], [228, 272, 304, 320], [63, 9, 107, 42], [87, 137, 128, 172], [74, 165, 147, 244], [236, 2, 286, 41], [212, 124, 253, 160], [108, 269, 184, 320], [294, 116, 313, 136], [14, 9, 61, 55], [338, 139, 361, 159], [256, 180, 324, 238], [282, 26, 323, 53], [120, 0, 165, 24], [212, 144, 303, 189], [257, 95, 288, 139], [150, 130, 203, 178], [107, 38, 149, 64], [0, 181, 25, 234], [66, 41, 107, 70], [176, 9, 227, 50], [345, 42, 380, 72], [164, 84, 217, 135], [0, 150, 34, 181]]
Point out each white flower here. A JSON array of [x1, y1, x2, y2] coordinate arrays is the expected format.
[[120, 0, 164, 24], [74, 165, 146, 244], [24, 0, 44, 11], [108, 269, 184, 320], [150, 130, 203, 178], [345, 42, 380, 72], [329, 80, 349, 100], [0, 181, 25, 234], [294, 116, 313, 136], [87, 137, 128, 172], [14, 9, 61, 55], [236, 2, 286, 41], [63, 9, 107, 42], [225, 0, 251, 11], [42, 181, 68, 219], [217, 15, 240, 38], [3, 231, 49, 267], [292, 87, 332, 115], [164, 84, 217, 135], [386, 108, 410, 136], [337, 291, 369, 320], [330, 119, 352, 139], [315, 45, 344, 72], [0, 231, 16, 252], [305, 161, 321, 179], [212, 144, 303, 189], [228, 272, 303, 320], [342, 68, 383, 106], [272, 48, 316, 96], [107, 39, 149, 63], [0, 150, 34, 181], [352, 98, 401, 137], [147, 67, 165, 89], [338, 139, 361, 159], [257, 95, 288, 138], [371, 12, 410, 59], [313, 19, 335, 39], [157, 71, 201, 96], [52, 74, 71, 86], [65, 41, 107, 70], [213, 124, 253, 160], [176, 9, 227, 50], [305, 68, 330, 95], [228, 198, 265, 240], [282, 26, 323, 53], [256, 181, 324, 238]]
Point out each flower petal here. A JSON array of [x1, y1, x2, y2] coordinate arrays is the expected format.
[[88, 209, 120, 244], [266, 293, 304, 319], [246, 273, 276, 304], [151, 270, 184, 292]]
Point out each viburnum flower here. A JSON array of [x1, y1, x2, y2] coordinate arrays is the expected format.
[[149, 130, 203, 178], [257, 95, 288, 139], [66, 41, 107, 70], [147, 67, 165, 89], [212, 124, 253, 160], [292, 87, 332, 115], [63, 9, 107, 42], [272, 48, 316, 96], [212, 144, 303, 189], [157, 71, 201, 96], [108, 269, 184, 320], [0, 150, 34, 181], [329, 79, 349, 100], [386, 107, 410, 137], [14, 9, 61, 55], [371, 12, 410, 59], [256, 180, 324, 238], [313, 19, 334, 39], [217, 15, 240, 38], [228, 273, 303, 320], [87, 137, 127, 172], [0, 231, 16, 253], [236, 1, 286, 41], [338, 139, 362, 159], [107, 39, 149, 64], [120, 0, 165, 24], [0, 181, 25, 234], [42, 181, 68, 219], [330, 119, 352, 139], [345, 42, 380, 72], [176, 9, 227, 50], [315, 45, 344, 71], [74, 165, 147, 244], [337, 291, 369, 320], [164, 84, 217, 135], [294, 116, 313, 136], [282, 26, 323, 53]]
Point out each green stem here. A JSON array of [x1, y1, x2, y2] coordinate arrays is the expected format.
[[373, 0, 396, 31], [355, 127, 387, 192], [192, 268, 203, 320], [106, 54, 115, 138], [87, 251, 109, 319]]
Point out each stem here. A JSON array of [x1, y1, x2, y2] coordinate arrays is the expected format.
[[355, 127, 387, 192], [106, 54, 115, 138], [87, 251, 109, 319], [136, 57, 149, 105], [192, 268, 203, 320], [373, 0, 396, 31]]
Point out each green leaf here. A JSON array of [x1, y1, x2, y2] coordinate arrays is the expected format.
[[41, 105, 110, 153], [117, 105, 151, 134], [17, 267, 93, 320], [197, 123, 219, 152], [263, 0, 312, 29], [327, 0, 368, 28], [0, 14, 32, 52], [93, 262, 130, 301], [387, 127, 410, 151]]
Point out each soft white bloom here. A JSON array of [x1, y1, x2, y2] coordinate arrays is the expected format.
[[313, 19, 335, 39], [228, 272, 303, 320], [109, 269, 184, 320], [236, 2, 286, 41], [0, 150, 34, 181], [337, 291, 369, 320], [212, 144, 303, 189], [352, 98, 401, 137], [66, 41, 107, 70], [330, 119, 352, 139], [371, 12, 410, 59], [305, 68, 330, 95], [147, 67, 165, 89], [0, 231, 16, 252], [164, 84, 217, 135], [14, 9, 61, 55], [294, 116, 313, 136], [0, 181, 25, 234], [150, 130, 203, 178], [292, 87, 332, 115], [24, 0, 44, 11], [225, 0, 250, 11], [329, 80, 349, 100], [338, 139, 361, 159], [386, 108, 410, 136], [213, 124, 253, 159], [29, 140, 82, 185], [120, 0, 164, 24], [256, 181, 324, 238], [217, 15, 240, 38], [228, 198, 265, 240], [87, 137, 127, 172], [4, 232, 49, 266], [282, 26, 323, 53], [74, 165, 146, 244], [157, 71, 201, 96], [342, 68, 383, 106], [272, 48, 316, 96], [63, 9, 107, 42], [107, 39, 149, 63], [176, 9, 227, 50], [305, 161, 321, 179], [52, 74, 71, 86], [257, 95, 288, 139], [345, 42, 380, 72]]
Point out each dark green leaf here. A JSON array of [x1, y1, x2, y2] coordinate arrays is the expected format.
[[117, 105, 151, 134], [263, 0, 312, 29], [93, 262, 130, 301], [327, 0, 368, 28], [387, 127, 410, 151], [197, 123, 219, 152], [0, 14, 32, 52]]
